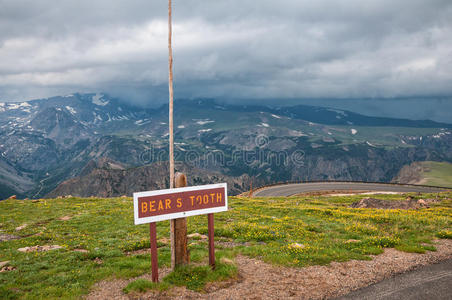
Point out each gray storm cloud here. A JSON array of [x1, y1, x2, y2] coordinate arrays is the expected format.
[[0, 0, 452, 106]]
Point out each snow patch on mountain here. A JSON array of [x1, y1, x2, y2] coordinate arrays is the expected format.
[[65, 106, 76, 115], [93, 112, 103, 122], [7, 103, 20, 110], [198, 128, 212, 133], [196, 120, 214, 125], [134, 119, 151, 126], [92, 93, 109, 106]]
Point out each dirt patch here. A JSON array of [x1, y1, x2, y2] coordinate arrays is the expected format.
[[73, 249, 89, 253], [15, 224, 28, 231], [187, 233, 208, 240], [0, 261, 10, 268], [349, 197, 440, 209], [86, 268, 172, 300], [34, 218, 54, 226], [0, 261, 14, 273], [17, 245, 63, 252], [59, 215, 72, 221], [126, 248, 151, 256], [0, 234, 21, 242], [86, 239, 452, 300], [216, 240, 254, 248], [0, 266, 16, 273]]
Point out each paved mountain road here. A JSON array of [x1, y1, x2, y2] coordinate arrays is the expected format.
[[337, 259, 452, 300], [253, 182, 448, 197]]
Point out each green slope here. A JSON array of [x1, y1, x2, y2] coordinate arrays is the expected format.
[[420, 161, 452, 188]]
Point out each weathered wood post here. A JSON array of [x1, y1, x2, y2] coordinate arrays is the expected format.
[[168, 0, 175, 189], [149, 222, 158, 282], [171, 172, 189, 268], [207, 213, 215, 269]]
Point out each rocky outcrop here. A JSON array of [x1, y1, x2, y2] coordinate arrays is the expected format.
[[391, 162, 427, 184], [46, 160, 252, 198]]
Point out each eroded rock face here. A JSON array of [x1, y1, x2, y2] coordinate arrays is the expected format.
[[392, 161, 427, 184], [46, 161, 252, 198]]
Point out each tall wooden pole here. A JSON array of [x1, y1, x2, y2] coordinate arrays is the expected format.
[[168, 0, 175, 189], [168, 0, 189, 270]]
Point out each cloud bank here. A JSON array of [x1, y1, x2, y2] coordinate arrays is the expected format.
[[1, 0, 452, 106]]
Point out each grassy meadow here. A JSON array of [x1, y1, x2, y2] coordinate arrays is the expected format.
[[0, 193, 451, 299], [418, 161, 452, 188]]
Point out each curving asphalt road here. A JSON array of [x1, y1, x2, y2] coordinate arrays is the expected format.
[[337, 259, 452, 300], [253, 182, 448, 197]]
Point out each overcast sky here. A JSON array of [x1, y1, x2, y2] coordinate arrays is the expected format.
[[1, 0, 452, 112]]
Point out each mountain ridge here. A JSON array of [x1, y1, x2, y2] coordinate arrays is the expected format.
[[0, 93, 451, 199]]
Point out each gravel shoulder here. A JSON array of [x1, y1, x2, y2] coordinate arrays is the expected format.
[[86, 239, 452, 300]]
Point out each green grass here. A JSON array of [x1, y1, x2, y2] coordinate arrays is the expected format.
[[163, 262, 237, 291], [123, 278, 170, 294], [418, 161, 452, 188], [436, 229, 452, 239], [123, 260, 237, 294], [0, 193, 451, 299]]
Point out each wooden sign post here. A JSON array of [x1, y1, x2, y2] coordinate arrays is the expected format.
[[207, 213, 215, 269], [171, 173, 189, 268], [149, 222, 158, 282], [134, 180, 228, 282]]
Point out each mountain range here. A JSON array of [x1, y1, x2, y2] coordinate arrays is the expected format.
[[0, 93, 451, 199]]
